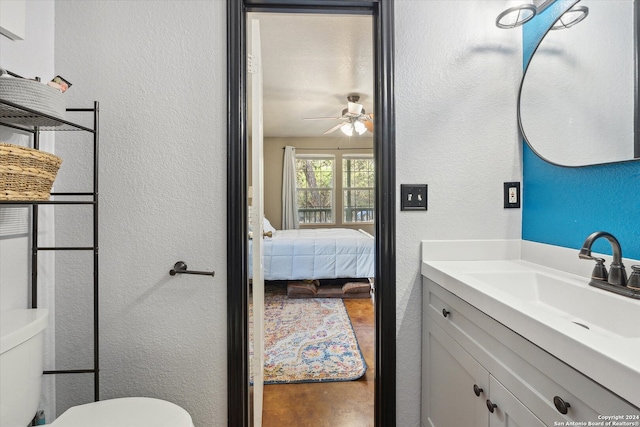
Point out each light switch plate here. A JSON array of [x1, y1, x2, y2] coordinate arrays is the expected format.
[[401, 184, 428, 211]]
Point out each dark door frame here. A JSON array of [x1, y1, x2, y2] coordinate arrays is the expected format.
[[226, 1, 396, 425]]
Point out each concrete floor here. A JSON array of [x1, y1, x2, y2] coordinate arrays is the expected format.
[[262, 296, 375, 427]]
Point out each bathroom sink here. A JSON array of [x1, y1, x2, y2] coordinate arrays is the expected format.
[[421, 240, 640, 410], [465, 270, 640, 338]]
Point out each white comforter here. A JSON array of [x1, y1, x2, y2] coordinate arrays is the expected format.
[[249, 228, 374, 280]]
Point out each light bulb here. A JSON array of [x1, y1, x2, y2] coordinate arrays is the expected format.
[[354, 120, 367, 135], [340, 123, 353, 136]]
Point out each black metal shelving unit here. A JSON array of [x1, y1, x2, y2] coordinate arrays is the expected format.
[[0, 97, 100, 401]]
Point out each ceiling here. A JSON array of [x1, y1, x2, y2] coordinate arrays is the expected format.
[[248, 13, 374, 138]]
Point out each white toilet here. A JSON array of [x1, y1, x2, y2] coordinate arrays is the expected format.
[[0, 309, 195, 427]]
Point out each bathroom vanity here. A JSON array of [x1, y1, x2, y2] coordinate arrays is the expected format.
[[421, 240, 640, 426]]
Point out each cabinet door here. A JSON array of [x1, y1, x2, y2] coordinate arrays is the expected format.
[[487, 376, 545, 427], [423, 321, 488, 427]]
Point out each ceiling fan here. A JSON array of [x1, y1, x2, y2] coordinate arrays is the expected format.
[[304, 94, 374, 136]]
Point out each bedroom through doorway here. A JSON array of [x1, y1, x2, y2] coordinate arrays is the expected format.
[[228, 1, 396, 425], [247, 11, 376, 426]]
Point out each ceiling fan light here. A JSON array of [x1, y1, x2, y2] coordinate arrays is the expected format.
[[354, 120, 367, 135], [340, 123, 354, 136]]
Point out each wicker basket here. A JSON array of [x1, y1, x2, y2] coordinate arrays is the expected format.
[[0, 143, 63, 200], [0, 77, 66, 126]]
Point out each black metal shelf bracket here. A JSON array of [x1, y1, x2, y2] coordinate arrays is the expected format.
[[169, 261, 215, 277], [44, 369, 97, 375]]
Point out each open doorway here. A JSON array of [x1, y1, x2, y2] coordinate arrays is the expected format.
[[248, 12, 375, 425], [227, 1, 396, 426]]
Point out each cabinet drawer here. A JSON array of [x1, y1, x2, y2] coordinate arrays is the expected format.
[[423, 277, 640, 425]]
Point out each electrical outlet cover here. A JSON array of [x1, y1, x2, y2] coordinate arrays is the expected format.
[[503, 182, 520, 209]]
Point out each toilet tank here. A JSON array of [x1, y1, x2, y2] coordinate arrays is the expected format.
[[0, 309, 48, 427]]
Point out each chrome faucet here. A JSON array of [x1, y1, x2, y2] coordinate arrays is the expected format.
[[579, 231, 627, 286]]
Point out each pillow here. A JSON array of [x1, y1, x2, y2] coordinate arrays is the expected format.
[[263, 217, 277, 234]]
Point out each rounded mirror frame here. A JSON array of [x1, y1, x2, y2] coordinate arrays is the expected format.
[[517, 0, 640, 167]]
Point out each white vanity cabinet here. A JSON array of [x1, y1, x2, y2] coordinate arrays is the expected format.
[[424, 319, 544, 427], [422, 276, 640, 427]]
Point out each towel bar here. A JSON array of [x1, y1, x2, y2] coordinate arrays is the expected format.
[[169, 261, 215, 277]]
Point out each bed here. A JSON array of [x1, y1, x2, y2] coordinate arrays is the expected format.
[[248, 228, 374, 281]]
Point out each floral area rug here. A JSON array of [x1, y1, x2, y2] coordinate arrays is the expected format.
[[250, 291, 367, 384]]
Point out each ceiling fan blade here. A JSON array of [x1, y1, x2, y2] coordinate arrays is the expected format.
[[323, 122, 345, 135], [364, 119, 374, 133]]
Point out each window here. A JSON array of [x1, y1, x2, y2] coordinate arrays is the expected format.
[[296, 155, 334, 224], [343, 155, 374, 223]]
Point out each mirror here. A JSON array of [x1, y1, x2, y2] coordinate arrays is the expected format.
[[518, 0, 640, 167]]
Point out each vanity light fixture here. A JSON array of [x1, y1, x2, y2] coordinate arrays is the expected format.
[[551, 5, 589, 30], [496, 0, 554, 29], [496, 0, 537, 29]]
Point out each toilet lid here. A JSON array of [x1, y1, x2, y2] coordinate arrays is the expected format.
[[49, 397, 194, 427]]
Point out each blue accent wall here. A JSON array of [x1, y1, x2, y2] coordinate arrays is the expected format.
[[522, 0, 640, 260]]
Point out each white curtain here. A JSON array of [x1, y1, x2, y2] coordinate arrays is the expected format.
[[282, 146, 299, 229]]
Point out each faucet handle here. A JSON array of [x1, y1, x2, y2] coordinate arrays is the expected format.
[[628, 265, 640, 290], [591, 257, 608, 282]]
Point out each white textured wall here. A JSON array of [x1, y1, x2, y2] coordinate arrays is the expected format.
[[54, 1, 227, 425], [49, 1, 523, 425], [395, 2, 522, 425]]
